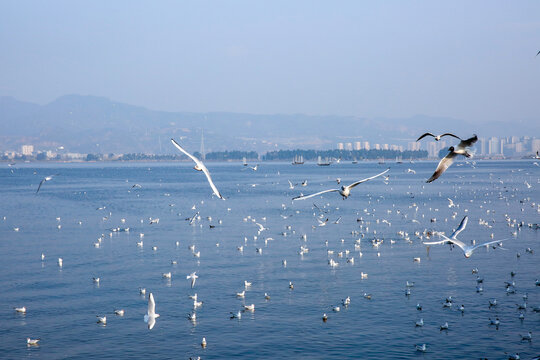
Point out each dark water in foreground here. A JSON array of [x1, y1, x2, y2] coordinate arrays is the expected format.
[[0, 160, 538, 359]]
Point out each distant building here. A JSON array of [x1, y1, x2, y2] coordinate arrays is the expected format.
[[488, 137, 499, 155], [363, 141, 370, 150], [374, 144, 381, 150], [532, 139, 540, 153], [478, 138, 486, 155], [354, 141, 362, 150], [21, 145, 34, 156], [337, 143, 344, 150], [427, 142, 437, 157], [383, 144, 389, 150], [346, 143, 353, 151], [408, 142, 420, 151]]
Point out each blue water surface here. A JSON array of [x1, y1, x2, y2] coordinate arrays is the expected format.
[[0, 160, 538, 359]]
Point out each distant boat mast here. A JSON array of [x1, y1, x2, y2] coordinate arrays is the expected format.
[[200, 129, 206, 160]]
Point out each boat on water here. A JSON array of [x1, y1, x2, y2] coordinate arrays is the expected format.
[[352, 157, 358, 164], [243, 157, 248, 166], [317, 156, 331, 166], [395, 156, 403, 164], [378, 158, 385, 165], [292, 155, 304, 165]]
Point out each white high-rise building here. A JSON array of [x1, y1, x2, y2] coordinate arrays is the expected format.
[[337, 143, 344, 150], [363, 141, 370, 150], [488, 137, 500, 155], [354, 141, 361, 150], [346, 143, 353, 151], [21, 145, 34, 156]]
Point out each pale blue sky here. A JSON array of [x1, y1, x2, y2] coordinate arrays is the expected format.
[[1, 1, 539, 123]]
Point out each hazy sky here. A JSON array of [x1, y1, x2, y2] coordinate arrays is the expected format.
[[1, 1, 539, 123]]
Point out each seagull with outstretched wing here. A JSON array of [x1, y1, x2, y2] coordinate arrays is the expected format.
[[292, 168, 389, 201], [426, 135, 478, 183], [36, 174, 58, 194], [171, 139, 225, 199], [416, 132, 461, 142]]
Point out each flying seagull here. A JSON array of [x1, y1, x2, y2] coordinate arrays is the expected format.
[[36, 175, 58, 193], [416, 133, 461, 142], [424, 216, 510, 258], [144, 292, 160, 330], [426, 135, 478, 183], [170, 139, 225, 199], [292, 168, 389, 201]]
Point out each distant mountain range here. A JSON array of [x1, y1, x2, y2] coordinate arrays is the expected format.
[[0, 95, 535, 154]]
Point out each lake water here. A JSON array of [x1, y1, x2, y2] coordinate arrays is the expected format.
[[0, 160, 538, 359]]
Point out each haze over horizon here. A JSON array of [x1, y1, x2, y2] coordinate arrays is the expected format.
[[1, 1, 539, 125]]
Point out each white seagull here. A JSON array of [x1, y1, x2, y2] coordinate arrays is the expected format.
[[171, 139, 225, 200], [187, 272, 198, 288], [292, 168, 389, 201], [426, 135, 478, 183], [144, 293, 160, 330], [424, 216, 511, 258]]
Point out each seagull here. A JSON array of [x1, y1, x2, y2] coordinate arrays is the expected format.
[[36, 174, 58, 194], [424, 216, 511, 258], [97, 316, 107, 325], [170, 139, 225, 200], [415, 344, 427, 352], [426, 135, 478, 182], [520, 331, 532, 341], [292, 168, 389, 200], [144, 293, 160, 330], [187, 272, 198, 288], [416, 132, 461, 142], [230, 311, 242, 319], [114, 309, 125, 316], [27, 338, 40, 346]]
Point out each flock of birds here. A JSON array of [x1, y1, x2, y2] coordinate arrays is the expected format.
[[9, 133, 540, 359]]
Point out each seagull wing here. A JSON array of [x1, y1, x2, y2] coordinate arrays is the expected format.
[[147, 316, 156, 330], [347, 168, 390, 189], [416, 133, 436, 141], [36, 179, 46, 193], [439, 234, 468, 253], [292, 189, 339, 201], [148, 293, 156, 317], [171, 139, 225, 200], [426, 152, 456, 183], [450, 216, 468, 239], [199, 165, 225, 200], [458, 134, 478, 149], [423, 239, 450, 245], [255, 223, 264, 231], [439, 133, 462, 141], [470, 238, 512, 252]]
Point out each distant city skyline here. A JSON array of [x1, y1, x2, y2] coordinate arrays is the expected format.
[[1, 1, 539, 125]]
